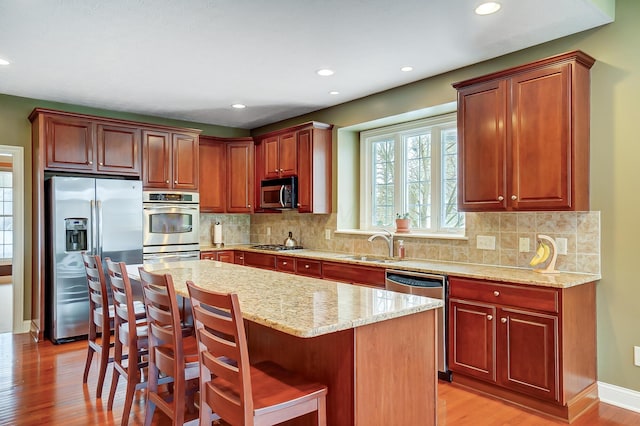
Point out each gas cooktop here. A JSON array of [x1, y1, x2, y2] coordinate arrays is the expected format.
[[251, 244, 304, 251]]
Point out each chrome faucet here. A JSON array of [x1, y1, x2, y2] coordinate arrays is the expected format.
[[368, 230, 394, 258]]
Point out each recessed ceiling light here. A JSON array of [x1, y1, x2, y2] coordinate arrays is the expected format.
[[329, 91, 340, 95], [231, 103, 246, 109], [0, 58, 10, 66], [401, 66, 414, 72], [475, 2, 501, 15], [316, 69, 334, 77]]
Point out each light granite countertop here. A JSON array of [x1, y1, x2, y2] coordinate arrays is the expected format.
[[200, 244, 600, 288], [127, 260, 442, 338]]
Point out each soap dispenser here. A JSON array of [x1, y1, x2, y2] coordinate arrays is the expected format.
[[397, 240, 405, 259]]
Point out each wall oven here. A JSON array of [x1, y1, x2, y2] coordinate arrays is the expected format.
[[143, 191, 200, 262]]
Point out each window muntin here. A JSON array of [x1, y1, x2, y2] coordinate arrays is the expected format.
[[361, 113, 464, 234]]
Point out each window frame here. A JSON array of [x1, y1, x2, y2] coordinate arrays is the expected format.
[[359, 112, 464, 235]]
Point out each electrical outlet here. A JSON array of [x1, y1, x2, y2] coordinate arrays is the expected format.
[[634, 346, 640, 367], [266, 226, 271, 236], [477, 235, 496, 250], [519, 237, 530, 253], [556, 237, 568, 255], [325, 229, 331, 240]]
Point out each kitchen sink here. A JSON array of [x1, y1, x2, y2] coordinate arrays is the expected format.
[[339, 255, 401, 264]]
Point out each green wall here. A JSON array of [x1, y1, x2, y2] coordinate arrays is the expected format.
[[0, 93, 249, 321], [252, 0, 640, 391]]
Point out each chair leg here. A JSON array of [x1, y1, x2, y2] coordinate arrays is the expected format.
[[107, 365, 120, 411], [83, 345, 95, 384], [96, 338, 110, 398], [120, 369, 137, 426]]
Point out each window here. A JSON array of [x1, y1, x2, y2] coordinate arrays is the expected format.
[[360, 113, 464, 234], [0, 170, 12, 259]]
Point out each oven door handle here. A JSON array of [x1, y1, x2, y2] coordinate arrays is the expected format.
[[144, 204, 199, 210]]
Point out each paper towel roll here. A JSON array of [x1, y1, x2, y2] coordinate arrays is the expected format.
[[213, 223, 223, 245]]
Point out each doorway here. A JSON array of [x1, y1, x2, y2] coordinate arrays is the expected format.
[[0, 145, 25, 333]]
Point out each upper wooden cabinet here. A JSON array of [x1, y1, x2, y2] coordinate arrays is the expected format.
[[226, 139, 255, 213], [453, 50, 595, 211], [143, 129, 199, 191], [263, 132, 297, 179], [31, 109, 141, 176], [199, 136, 254, 213], [254, 122, 333, 214]]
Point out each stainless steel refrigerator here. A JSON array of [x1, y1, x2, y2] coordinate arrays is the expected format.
[[46, 176, 143, 343]]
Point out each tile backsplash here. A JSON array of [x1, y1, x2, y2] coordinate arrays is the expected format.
[[204, 211, 600, 274]]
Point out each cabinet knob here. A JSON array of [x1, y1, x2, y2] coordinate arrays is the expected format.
[[166, 180, 170, 184], [297, 203, 301, 207], [511, 195, 518, 200], [282, 261, 287, 265], [247, 204, 251, 208], [174, 180, 178, 184], [493, 291, 500, 297], [487, 315, 493, 321], [88, 161, 93, 165], [497, 195, 504, 201], [99, 162, 103, 166], [280, 168, 283, 172], [275, 169, 279, 172], [304, 264, 310, 269], [501, 317, 507, 323]]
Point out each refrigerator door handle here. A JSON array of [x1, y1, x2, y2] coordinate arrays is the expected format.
[[90, 199, 97, 255], [97, 200, 103, 258]]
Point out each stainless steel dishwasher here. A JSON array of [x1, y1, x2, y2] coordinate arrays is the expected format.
[[385, 269, 451, 381]]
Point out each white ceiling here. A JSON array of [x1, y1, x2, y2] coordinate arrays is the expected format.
[[0, 0, 613, 129]]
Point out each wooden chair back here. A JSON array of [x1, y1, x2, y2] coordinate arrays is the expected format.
[[106, 258, 141, 345], [187, 281, 252, 425], [82, 252, 110, 333]]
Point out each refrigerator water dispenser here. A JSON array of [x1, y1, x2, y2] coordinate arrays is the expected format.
[[65, 218, 87, 252]]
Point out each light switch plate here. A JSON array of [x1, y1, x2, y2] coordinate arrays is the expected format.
[[634, 346, 640, 367], [266, 226, 271, 236], [325, 229, 331, 240], [477, 235, 496, 250], [519, 237, 530, 253]]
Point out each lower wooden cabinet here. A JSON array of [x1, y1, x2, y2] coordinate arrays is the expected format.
[[200, 251, 216, 260], [295, 258, 322, 278], [200, 250, 235, 263], [243, 251, 276, 270], [448, 276, 596, 421], [276, 256, 295, 273], [234, 251, 245, 265], [322, 261, 386, 288]]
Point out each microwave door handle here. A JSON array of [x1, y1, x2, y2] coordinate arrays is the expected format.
[[279, 185, 285, 207]]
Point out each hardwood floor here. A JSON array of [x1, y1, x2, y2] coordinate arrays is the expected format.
[[2, 332, 640, 425]]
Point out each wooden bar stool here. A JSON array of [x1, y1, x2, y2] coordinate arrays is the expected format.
[[105, 258, 149, 426], [81, 252, 114, 399], [187, 281, 328, 426], [139, 268, 200, 426]]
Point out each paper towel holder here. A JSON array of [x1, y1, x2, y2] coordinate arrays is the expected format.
[[212, 221, 224, 248]]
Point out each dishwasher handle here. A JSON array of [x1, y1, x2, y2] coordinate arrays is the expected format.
[[386, 273, 444, 288]]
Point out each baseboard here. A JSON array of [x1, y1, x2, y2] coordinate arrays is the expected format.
[[14, 320, 30, 334], [598, 381, 640, 413]]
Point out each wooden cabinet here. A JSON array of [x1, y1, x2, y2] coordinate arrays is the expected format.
[[243, 251, 276, 270], [295, 258, 322, 278], [263, 132, 297, 179], [200, 251, 216, 260], [453, 50, 595, 211], [254, 122, 333, 214], [37, 110, 141, 176], [226, 140, 254, 213], [276, 256, 296, 273], [448, 276, 597, 421], [216, 251, 235, 263], [234, 251, 245, 265], [143, 129, 199, 191], [199, 136, 254, 213], [322, 261, 386, 288]]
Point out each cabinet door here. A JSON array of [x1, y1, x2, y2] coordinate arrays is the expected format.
[[263, 136, 280, 179], [227, 141, 254, 213], [45, 115, 94, 172], [511, 64, 571, 210], [172, 132, 199, 191], [199, 138, 226, 212], [497, 307, 559, 401], [276, 256, 295, 273], [457, 80, 508, 211], [297, 129, 313, 213], [96, 124, 141, 176], [278, 132, 297, 176], [200, 251, 216, 260], [295, 258, 322, 278], [234, 251, 245, 265], [297, 128, 332, 214], [321, 261, 385, 288], [449, 299, 496, 382], [216, 251, 235, 264], [143, 130, 172, 189], [243, 252, 276, 270]]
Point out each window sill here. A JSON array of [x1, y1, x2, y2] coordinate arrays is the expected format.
[[334, 229, 468, 241]]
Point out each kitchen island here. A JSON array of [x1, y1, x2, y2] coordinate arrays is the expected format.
[[128, 259, 443, 426]]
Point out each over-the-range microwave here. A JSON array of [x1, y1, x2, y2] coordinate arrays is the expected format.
[[260, 176, 297, 209]]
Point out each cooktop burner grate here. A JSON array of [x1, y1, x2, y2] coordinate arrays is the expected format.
[[250, 244, 304, 251]]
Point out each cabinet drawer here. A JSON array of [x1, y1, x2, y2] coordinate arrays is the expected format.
[[234, 251, 245, 265], [295, 258, 322, 278], [276, 256, 296, 273], [322, 261, 386, 288], [449, 277, 558, 313], [200, 251, 216, 260], [244, 252, 276, 270]]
